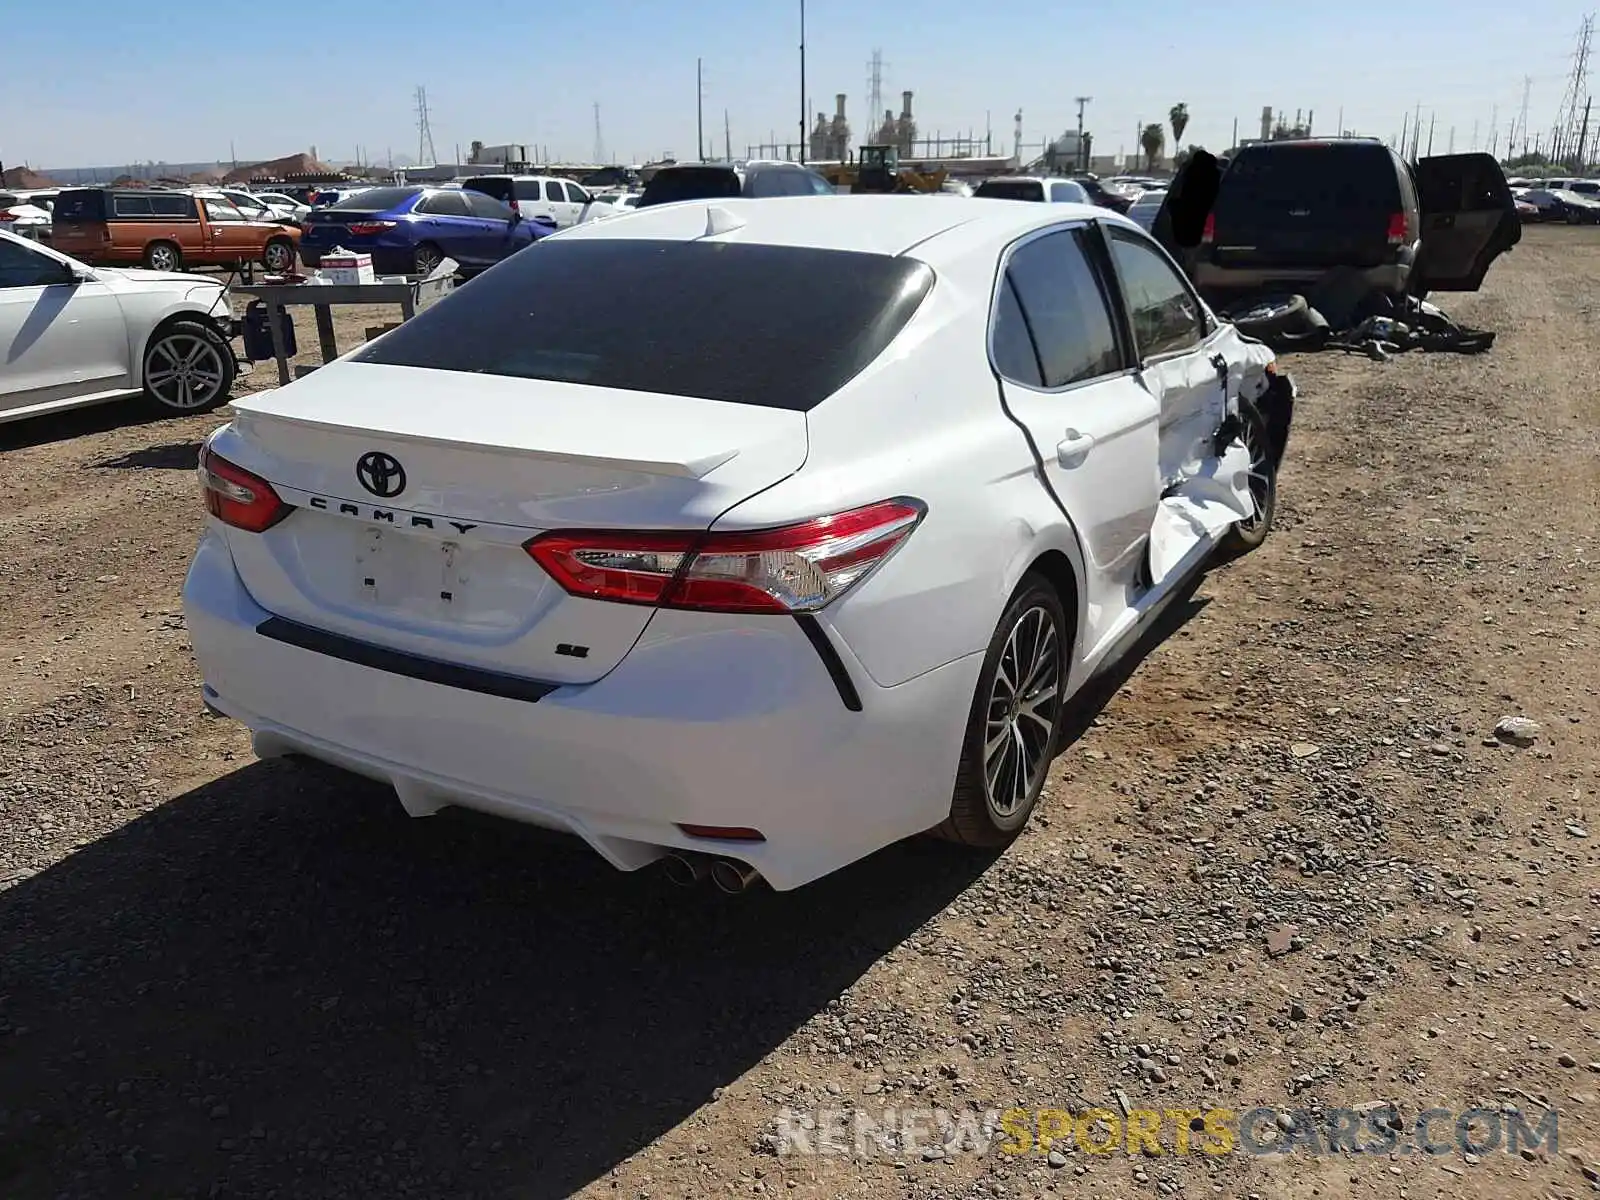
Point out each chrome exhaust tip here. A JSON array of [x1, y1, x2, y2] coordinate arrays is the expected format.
[[662, 852, 709, 888], [709, 858, 762, 895]]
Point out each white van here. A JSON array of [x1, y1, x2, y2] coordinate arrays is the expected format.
[[459, 175, 595, 228]]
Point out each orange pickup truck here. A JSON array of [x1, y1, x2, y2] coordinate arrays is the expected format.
[[50, 187, 301, 273]]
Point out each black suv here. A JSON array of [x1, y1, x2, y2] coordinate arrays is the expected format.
[[637, 161, 836, 208], [1158, 138, 1521, 301]]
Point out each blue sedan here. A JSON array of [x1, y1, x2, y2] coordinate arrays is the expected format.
[[298, 186, 557, 276]]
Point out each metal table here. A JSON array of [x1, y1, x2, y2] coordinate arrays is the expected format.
[[231, 271, 455, 387]]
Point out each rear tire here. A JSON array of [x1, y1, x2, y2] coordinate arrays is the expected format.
[[144, 241, 182, 272], [932, 574, 1069, 848], [262, 237, 295, 273], [413, 242, 445, 276]]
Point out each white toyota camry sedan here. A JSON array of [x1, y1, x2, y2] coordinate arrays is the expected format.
[[183, 196, 1295, 893]]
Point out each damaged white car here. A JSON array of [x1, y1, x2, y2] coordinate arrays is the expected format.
[[182, 196, 1294, 894]]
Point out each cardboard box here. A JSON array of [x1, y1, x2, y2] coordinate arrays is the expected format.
[[319, 247, 375, 286]]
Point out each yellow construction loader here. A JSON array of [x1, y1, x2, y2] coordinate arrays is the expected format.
[[820, 145, 948, 194]]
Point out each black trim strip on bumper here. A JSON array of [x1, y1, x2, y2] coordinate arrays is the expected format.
[[793, 614, 863, 712], [255, 616, 559, 704]]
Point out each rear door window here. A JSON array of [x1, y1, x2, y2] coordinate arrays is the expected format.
[[544, 181, 564, 202], [511, 180, 543, 202], [1001, 228, 1122, 387], [563, 182, 590, 204]]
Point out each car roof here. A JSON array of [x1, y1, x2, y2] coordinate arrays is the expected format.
[[550, 194, 1124, 262], [979, 175, 1084, 185]]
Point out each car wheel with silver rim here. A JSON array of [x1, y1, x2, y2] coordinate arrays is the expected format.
[[934, 572, 1069, 847], [140, 319, 237, 417], [262, 238, 295, 273]]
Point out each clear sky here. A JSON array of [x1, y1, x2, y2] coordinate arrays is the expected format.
[[5, 0, 1594, 171]]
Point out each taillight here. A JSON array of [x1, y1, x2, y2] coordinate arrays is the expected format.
[[526, 498, 926, 614], [199, 444, 291, 533], [346, 221, 396, 235], [1386, 211, 1410, 244], [0, 212, 16, 222], [1201, 213, 1215, 243]]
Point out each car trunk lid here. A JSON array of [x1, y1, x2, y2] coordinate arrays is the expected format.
[[213, 362, 809, 685]]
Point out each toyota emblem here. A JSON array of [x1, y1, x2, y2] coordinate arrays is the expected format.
[[356, 451, 406, 499]]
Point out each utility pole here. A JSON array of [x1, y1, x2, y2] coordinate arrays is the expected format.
[[1336, 106, 1343, 136], [1518, 76, 1532, 158], [1073, 96, 1092, 172], [697, 59, 705, 163], [1426, 112, 1435, 156], [1580, 96, 1594, 170], [1448, 126, 1455, 154], [1399, 110, 1409, 157], [593, 102, 605, 165], [797, 0, 807, 164], [1471, 119, 1478, 151], [1411, 102, 1421, 160], [1231, 116, 1238, 151], [724, 109, 732, 162]]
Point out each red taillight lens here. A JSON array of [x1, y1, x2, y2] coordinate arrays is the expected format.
[[345, 221, 396, 235], [1386, 211, 1409, 244], [0, 212, 17, 222], [199, 445, 291, 533], [1201, 213, 1215, 243], [526, 498, 926, 614]]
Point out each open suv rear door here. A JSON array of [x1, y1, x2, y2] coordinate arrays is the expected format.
[[1412, 153, 1522, 291]]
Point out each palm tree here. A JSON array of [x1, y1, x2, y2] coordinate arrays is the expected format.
[[1140, 123, 1166, 172], [1169, 103, 1189, 149]]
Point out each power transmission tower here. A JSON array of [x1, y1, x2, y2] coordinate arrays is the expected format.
[[415, 86, 437, 167], [1556, 15, 1594, 164], [867, 48, 886, 133], [1074, 96, 1092, 171], [593, 102, 605, 165]]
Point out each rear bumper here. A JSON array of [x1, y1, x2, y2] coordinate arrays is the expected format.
[[182, 530, 978, 891], [1195, 261, 1411, 299]]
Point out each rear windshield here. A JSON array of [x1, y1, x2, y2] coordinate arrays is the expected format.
[[638, 168, 743, 207], [52, 190, 108, 221], [353, 239, 934, 411], [328, 187, 417, 213], [1216, 144, 1401, 219], [463, 177, 515, 202], [976, 180, 1045, 202]]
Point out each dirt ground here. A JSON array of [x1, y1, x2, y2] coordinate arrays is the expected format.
[[1, 226, 1597, 1200]]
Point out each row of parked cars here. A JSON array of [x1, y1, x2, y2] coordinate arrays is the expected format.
[[1507, 177, 1600, 223]]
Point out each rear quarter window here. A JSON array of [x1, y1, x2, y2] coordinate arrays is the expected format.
[[352, 239, 934, 411], [977, 180, 1045, 202]]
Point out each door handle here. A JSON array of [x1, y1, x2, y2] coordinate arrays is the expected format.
[[1056, 429, 1096, 467]]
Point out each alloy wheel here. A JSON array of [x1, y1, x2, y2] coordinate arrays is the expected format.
[[264, 242, 292, 272], [148, 245, 178, 271], [146, 334, 226, 410], [982, 605, 1062, 819], [1234, 419, 1274, 536]]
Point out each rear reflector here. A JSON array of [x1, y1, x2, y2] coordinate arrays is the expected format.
[[199, 444, 291, 533], [678, 825, 767, 842], [526, 498, 926, 614]]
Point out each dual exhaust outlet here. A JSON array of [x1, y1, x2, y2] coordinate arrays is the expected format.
[[662, 850, 763, 894]]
